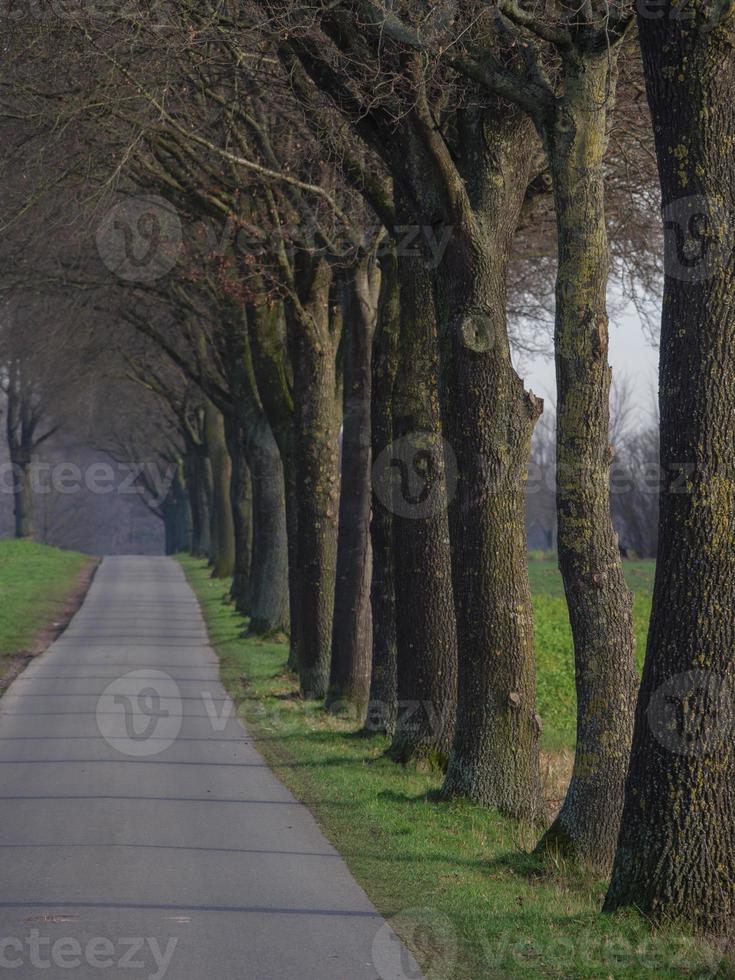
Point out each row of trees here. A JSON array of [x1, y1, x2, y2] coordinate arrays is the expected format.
[[0, 297, 168, 548], [2, 0, 734, 939]]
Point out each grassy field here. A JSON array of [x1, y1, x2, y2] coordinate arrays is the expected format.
[[0, 538, 90, 676], [530, 558, 655, 750], [181, 555, 726, 979]]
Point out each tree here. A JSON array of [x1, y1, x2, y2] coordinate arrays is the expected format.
[[268, 1, 545, 816], [0, 300, 79, 538], [326, 252, 380, 719], [3, 357, 54, 539], [365, 245, 399, 735], [387, 242, 458, 766], [202, 399, 235, 576], [387, 0, 639, 862], [605, 0, 735, 934], [278, 46, 459, 760], [89, 373, 191, 554]]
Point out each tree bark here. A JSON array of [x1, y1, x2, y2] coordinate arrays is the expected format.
[[225, 417, 253, 615], [536, 53, 637, 870], [174, 466, 192, 553], [185, 451, 204, 557], [6, 379, 37, 540], [327, 257, 378, 721], [365, 246, 400, 737], [218, 301, 291, 634], [287, 258, 342, 699], [162, 500, 176, 556], [246, 299, 302, 667], [280, 38, 542, 793], [386, 243, 458, 767], [605, 7, 735, 934], [200, 450, 214, 557], [161, 465, 190, 555], [246, 415, 290, 636], [435, 116, 543, 819], [185, 438, 212, 558], [11, 455, 34, 540], [205, 400, 236, 578]]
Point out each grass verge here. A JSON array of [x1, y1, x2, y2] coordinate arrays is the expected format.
[[0, 538, 93, 690], [180, 555, 725, 979]]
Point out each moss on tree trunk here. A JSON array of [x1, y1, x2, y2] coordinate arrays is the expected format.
[[246, 417, 290, 636], [536, 54, 637, 871], [225, 419, 253, 616], [327, 257, 378, 721], [605, 6, 735, 933], [388, 242, 458, 768], [366, 246, 400, 737], [435, 117, 542, 819], [288, 258, 342, 699], [205, 400, 235, 579]]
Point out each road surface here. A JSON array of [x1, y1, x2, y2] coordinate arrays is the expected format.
[[0, 556, 421, 979]]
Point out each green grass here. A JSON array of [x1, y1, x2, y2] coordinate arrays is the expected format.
[[0, 538, 90, 670], [180, 555, 725, 979], [532, 558, 655, 750]]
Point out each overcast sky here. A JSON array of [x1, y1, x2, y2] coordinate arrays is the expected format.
[[519, 300, 659, 430]]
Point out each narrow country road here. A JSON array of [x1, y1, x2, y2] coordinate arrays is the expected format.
[[0, 557, 420, 980]]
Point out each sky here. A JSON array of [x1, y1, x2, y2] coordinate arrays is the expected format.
[[519, 301, 660, 431]]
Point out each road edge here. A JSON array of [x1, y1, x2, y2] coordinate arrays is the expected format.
[[0, 554, 102, 696]]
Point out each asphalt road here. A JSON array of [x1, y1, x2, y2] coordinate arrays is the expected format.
[[0, 556, 422, 980]]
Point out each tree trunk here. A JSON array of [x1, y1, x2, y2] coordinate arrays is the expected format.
[[174, 466, 192, 553], [365, 247, 400, 737], [11, 454, 34, 540], [185, 452, 204, 556], [225, 418, 253, 615], [200, 454, 214, 557], [162, 502, 175, 556], [386, 244, 458, 767], [288, 259, 342, 699], [280, 18, 540, 809], [6, 384, 36, 540], [283, 466, 302, 673], [218, 301, 291, 633], [200, 449, 214, 558], [436, 118, 543, 820], [604, 9, 735, 934], [246, 299, 302, 669], [185, 442, 211, 558], [290, 343, 341, 698], [246, 416, 290, 636], [536, 53, 637, 870], [161, 480, 188, 556], [327, 258, 378, 721], [205, 400, 235, 578]]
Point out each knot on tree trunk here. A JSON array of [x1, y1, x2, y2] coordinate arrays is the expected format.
[[456, 313, 495, 353], [524, 390, 544, 421]]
